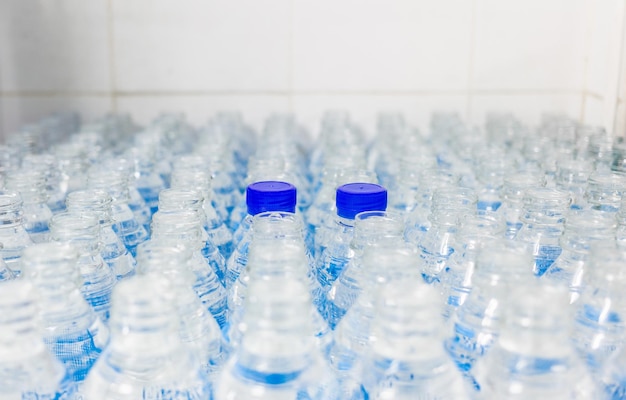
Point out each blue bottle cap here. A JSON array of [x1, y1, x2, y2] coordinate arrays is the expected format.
[[336, 183, 387, 219], [246, 181, 297, 216]]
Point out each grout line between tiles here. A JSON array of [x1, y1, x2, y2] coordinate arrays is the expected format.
[[106, 0, 118, 112], [465, 0, 478, 125], [0, 89, 590, 97]]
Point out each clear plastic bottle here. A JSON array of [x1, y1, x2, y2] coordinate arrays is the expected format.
[[556, 159, 593, 210], [572, 242, 626, 380], [82, 276, 211, 399], [361, 281, 470, 400], [21, 242, 109, 385], [22, 153, 67, 214], [585, 172, 626, 213], [445, 240, 534, 389], [88, 168, 150, 257], [419, 186, 477, 284], [172, 155, 230, 224], [310, 169, 378, 259], [404, 168, 459, 246], [515, 187, 570, 276], [159, 188, 234, 265], [66, 189, 137, 281], [599, 344, 626, 398], [440, 214, 504, 320], [5, 168, 53, 243], [329, 245, 422, 400], [136, 241, 226, 382], [102, 157, 154, 234], [0, 191, 34, 276], [316, 183, 388, 290], [49, 212, 116, 322], [227, 211, 328, 354], [216, 277, 339, 400], [151, 209, 228, 330], [322, 210, 405, 329], [543, 210, 617, 303], [474, 284, 596, 399], [226, 181, 297, 288], [497, 172, 545, 239], [0, 280, 75, 399]]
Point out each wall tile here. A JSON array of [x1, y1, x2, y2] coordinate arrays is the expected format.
[[472, 0, 587, 91], [0, 95, 112, 140], [582, 95, 605, 127], [292, 94, 468, 138], [115, 95, 290, 131], [292, 0, 473, 92], [0, 0, 111, 92], [468, 93, 583, 127], [112, 0, 291, 92]]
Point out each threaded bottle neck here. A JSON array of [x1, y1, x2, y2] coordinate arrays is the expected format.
[[0, 191, 24, 226], [66, 189, 113, 226]]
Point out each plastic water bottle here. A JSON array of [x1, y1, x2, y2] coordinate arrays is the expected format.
[[0, 280, 75, 398], [54, 142, 89, 200], [49, 212, 116, 322], [515, 187, 570, 276], [66, 189, 137, 281], [361, 281, 471, 399], [0, 191, 33, 276], [316, 183, 388, 290], [22, 153, 67, 214], [156, 188, 228, 282], [136, 241, 226, 382], [440, 214, 504, 320], [21, 242, 109, 386], [172, 155, 230, 224], [216, 277, 339, 400], [5, 168, 53, 243], [103, 157, 154, 234], [572, 242, 626, 379], [556, 159, 593, 210], [226, 181, 297, 288], [445, 240, 534, 389], [87, 168, 150, 257], [151, 209, 228, 329], [322, 210, 405, 329], [474, 284, 596, 399], [600, 346, 626, 399], [227, 211, 329, 353], [543, 210, 616, 303], [473, 147, 510, 212], [128, 143, 167, 215], [82, 276, 211, 399], [497, 172, 545, 239], [309, 169, 378, 259], [329, 245, 421, 399], [404, 168, 459, 246], [159, 187, 234, 263], [585, 172, 626, 212], [419, 186, 477, 284]]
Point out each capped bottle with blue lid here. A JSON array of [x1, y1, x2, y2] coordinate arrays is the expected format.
[[225, 181, 297, 288], [316, 182, 387, 290]]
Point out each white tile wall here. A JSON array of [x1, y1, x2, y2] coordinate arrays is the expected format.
[[292, 0, 473, 92], [472, 0, 587, 91], [112, 0, 291, 92], [0, 0, 111, 92], [0, 0, 624, 138]]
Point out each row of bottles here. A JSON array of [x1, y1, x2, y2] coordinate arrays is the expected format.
[[1, 109, 626, 399]]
